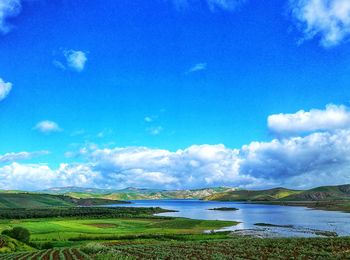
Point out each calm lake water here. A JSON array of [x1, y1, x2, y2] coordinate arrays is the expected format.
[[112, 199, 350, 237]]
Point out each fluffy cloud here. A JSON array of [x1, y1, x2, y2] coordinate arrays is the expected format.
[[268, 104, 350, 135], [0, 145, 244, 190], [85, 144, 243, 189], [54, 50, 88, 72], [0, 150, 49, 163], [2, 132, 350, 190], [0, 78, 12, 101], [3, 104, 350, 190], [34, 120, 62, 134], [240, 130, 350, 187], [64, 50, 87, 72], [0, 163, 99, 190], [0, 0, 21, 34], [290, 0, 350, 47]]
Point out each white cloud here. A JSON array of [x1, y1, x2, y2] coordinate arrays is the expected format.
[[171, 0, 246, 11], [206, 0, 246, 11], [0, 150, 49, 163], [290, 0, 350, 47], [2, 130, 350, 190], [188, 63, 207, 73], [144, 116, 153, 123], [0, 0, 21, 34], [147, 126, 163, 135], [3, 103, 350, 190], [0, 162, 99, 190], [240, 129, 350, 188], [0, 78, 12, 101], [87, 144, 243, 189], [52, 60, 66, 70], [268, 104, 350, 135], [34, 120, 62, 134], [64, 50, 87, 72]]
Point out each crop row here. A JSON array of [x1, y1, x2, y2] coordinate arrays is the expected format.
[[0, 248, 91, 260], [101, 238, 350, 259]]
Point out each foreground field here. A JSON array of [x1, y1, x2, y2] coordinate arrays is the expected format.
[[93, 237, 350, 259], [0, 205, 349, 259], [2, 236, 350, 259]]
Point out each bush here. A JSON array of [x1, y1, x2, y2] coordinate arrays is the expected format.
[[1, 227, 30, 243], [81, 242, 108, 254]]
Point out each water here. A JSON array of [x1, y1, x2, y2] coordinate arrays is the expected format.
[[111, 199, 350, 237]]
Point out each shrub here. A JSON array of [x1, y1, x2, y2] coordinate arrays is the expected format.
[[81, 242, 108, 254], [1, 227, 30, 243], [30, 241, 54, 249]]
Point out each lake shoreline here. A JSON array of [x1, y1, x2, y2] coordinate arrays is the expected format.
[[112, 199, 350, 237], [245, 200, 350, 214]]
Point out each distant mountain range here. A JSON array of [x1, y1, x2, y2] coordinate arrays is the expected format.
[[2, 184, 350, 206], [204, 184, 350, 202], [37, 186, 236, 200]]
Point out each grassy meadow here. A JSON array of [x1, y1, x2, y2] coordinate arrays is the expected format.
[[0, 217, 236, 242]]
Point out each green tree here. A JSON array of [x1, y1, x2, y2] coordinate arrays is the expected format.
[[1, 227, 30, 243]]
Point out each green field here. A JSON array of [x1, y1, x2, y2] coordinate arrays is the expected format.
[[0, 217, 236, 242]]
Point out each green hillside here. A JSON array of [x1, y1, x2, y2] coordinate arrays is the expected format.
[[0, 193, 128, 208], [204, 184, 350, 202], [279, 184, 350, 201], [39, 186, 235, 200], [205, 187, 301, 201]]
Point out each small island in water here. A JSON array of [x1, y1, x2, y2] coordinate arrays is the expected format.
[[208, 207, 239, 211]]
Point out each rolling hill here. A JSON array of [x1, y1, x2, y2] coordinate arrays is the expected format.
[[204, 187, 301, 201], [0, 193, 128, 208], [279, 184, 350, 201], [38, 186, 235, 200], [204, 184, 350, 202]]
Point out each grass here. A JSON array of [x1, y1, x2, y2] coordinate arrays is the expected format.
[[0, 235, 34, 253], [0, 194, 74, 208], [0, 217, 237, 242]]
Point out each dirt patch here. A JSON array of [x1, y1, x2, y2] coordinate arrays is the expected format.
[[86, 223, 118, 228]]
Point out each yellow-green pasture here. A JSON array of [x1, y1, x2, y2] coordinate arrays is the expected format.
[[0, 217, 236, 241]]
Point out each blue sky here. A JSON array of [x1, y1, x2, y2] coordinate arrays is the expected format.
[[1, 0, 350, 190]]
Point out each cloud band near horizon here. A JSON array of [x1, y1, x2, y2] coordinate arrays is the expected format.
[[1, 104, 350, 191]]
